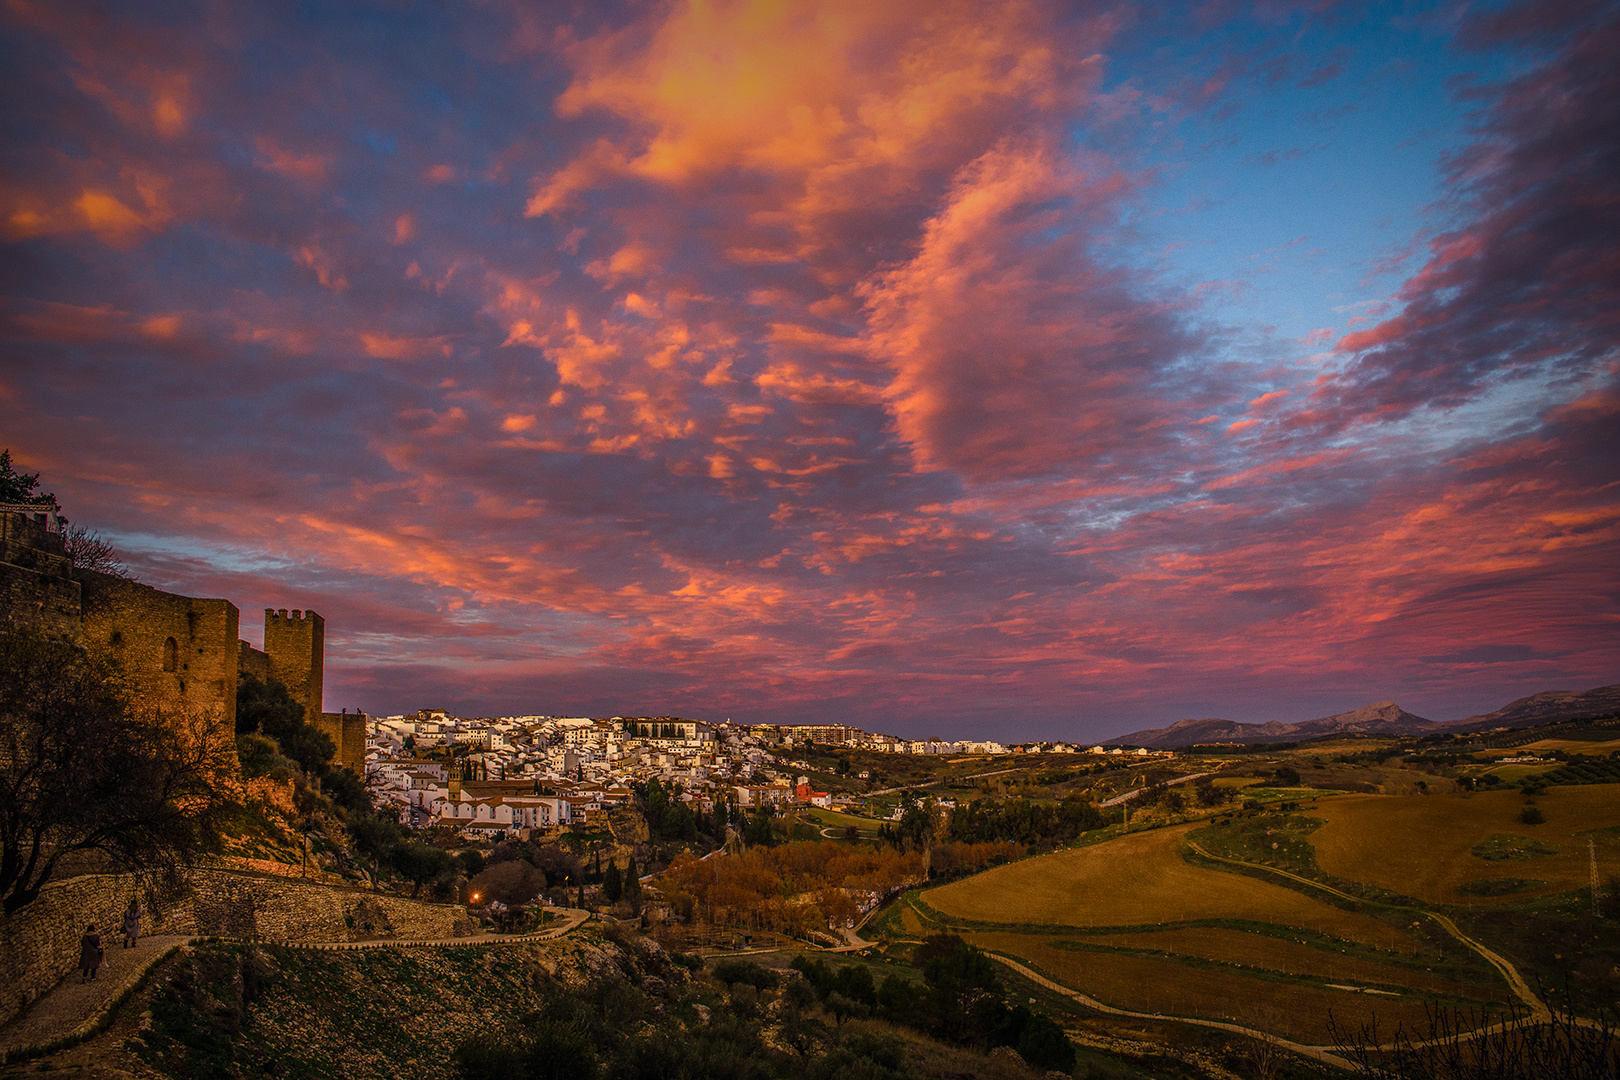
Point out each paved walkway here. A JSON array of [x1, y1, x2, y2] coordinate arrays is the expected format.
[[0, 907, 593, 1064], [0, 935, 190, 1062]]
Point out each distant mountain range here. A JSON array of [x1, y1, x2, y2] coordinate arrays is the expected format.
[[1446, 684, 1620, 733], [1110, 684, 1620, 748]]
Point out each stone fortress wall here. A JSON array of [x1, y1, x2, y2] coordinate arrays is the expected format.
[[1, 505, 385, 1024], [0, 869, 472, 1025], [238, 637, 271, 682], [1, 506, 368, 773], [0, 507, 81, 642], [317, 709, 368, 775], [78, 571, 242, 731]]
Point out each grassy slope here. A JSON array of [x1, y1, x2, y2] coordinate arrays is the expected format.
[[73, 936, 1256, 1080]]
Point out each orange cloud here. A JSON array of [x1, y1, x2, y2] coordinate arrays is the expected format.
[[254, 137, 331, 181], [360, 332, 454, 361]]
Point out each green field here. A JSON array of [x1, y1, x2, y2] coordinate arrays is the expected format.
[[802, 807, 890, 838]]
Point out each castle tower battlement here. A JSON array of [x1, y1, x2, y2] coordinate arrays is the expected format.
[[264, 607, 324, 725]]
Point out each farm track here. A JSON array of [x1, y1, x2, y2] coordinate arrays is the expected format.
[[983, 951, 1357, 1071], [1184, 840, 1549, 1021]]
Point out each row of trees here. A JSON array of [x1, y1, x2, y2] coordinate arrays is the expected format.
[[663, 842, 926, 933], [874, 780, 1238, 858], [945, 794, 1104, 846]]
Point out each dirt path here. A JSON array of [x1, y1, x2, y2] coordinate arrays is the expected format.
[[1424, 913, 1549, 1023], [1184, 839, 1549, 1020], [282, 906, 592, 952], [985, 952, 1357, 1071]]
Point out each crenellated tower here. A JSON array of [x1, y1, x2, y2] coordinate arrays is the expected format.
[[263, 608, 324, 724]]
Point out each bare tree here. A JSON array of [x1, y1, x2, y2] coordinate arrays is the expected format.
[[62, 523, 132, 578], [0, 630, 235, 913], [1330, 999, 1616, 1080]]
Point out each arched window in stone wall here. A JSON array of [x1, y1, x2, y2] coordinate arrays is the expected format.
[[162, 636, 178, 672]]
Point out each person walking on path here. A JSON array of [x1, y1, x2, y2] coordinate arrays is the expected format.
[[78, 924, 103, 983], [122, 899, 143, 949]]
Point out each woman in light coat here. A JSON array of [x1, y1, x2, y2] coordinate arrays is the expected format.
[[122, 899, 143, 948]]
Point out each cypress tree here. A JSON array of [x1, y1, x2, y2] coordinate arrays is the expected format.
[[603, 860, 622, 903], [624, 855, 641, 902]]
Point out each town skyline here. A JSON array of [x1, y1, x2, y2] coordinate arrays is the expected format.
[[2, 1, 1616, 740]]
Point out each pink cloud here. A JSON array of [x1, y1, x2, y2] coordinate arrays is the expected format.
[[1, 0, 1613, 735]]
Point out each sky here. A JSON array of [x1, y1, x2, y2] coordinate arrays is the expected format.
[[2, 0, 1615, 740]]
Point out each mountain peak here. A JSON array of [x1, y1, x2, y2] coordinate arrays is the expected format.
[[1111, 699, 1436, 748]]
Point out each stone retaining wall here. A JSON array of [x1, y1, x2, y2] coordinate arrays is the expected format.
[[0, 869, 470, 1025]]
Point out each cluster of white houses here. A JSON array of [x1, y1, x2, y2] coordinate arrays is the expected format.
[[367, 761, 834, 839], [362, 711, 1145, 837]]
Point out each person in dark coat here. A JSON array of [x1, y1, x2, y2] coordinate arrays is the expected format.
[[122, 899, 143, 948], [79, 924, 103, 983]]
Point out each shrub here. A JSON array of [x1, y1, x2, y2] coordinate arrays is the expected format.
[[1016, 1010, 1076, 1073], [711, 957, 779, 990], [236, 732, 293, 780]]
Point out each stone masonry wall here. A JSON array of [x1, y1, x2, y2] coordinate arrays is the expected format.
[[0, 511, 80, 641], [0, 869, 470, 1025], [316, 711, 367, 775], [79, 573, 241, 731], [238, 639, 271, 684], [0, 561, 81, 641]]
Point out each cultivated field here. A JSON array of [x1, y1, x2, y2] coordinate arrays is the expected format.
[[1308, 787, 1620, 904], [1070, 926, 1497, 998], [926, 823, 1410, 949], [1520, 737, 1620, 754], [912, 800, 1567, 1048], [964, 930, 1463, 1044]]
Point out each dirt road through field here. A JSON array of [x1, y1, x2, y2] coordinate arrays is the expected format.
[[984, 951, 1357, 1070], [1185, 839, 1549, 1021], [1424, 913, 1549, 1023]]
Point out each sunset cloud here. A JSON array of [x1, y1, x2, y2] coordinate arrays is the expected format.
[[0, 0, 1613, 736]]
